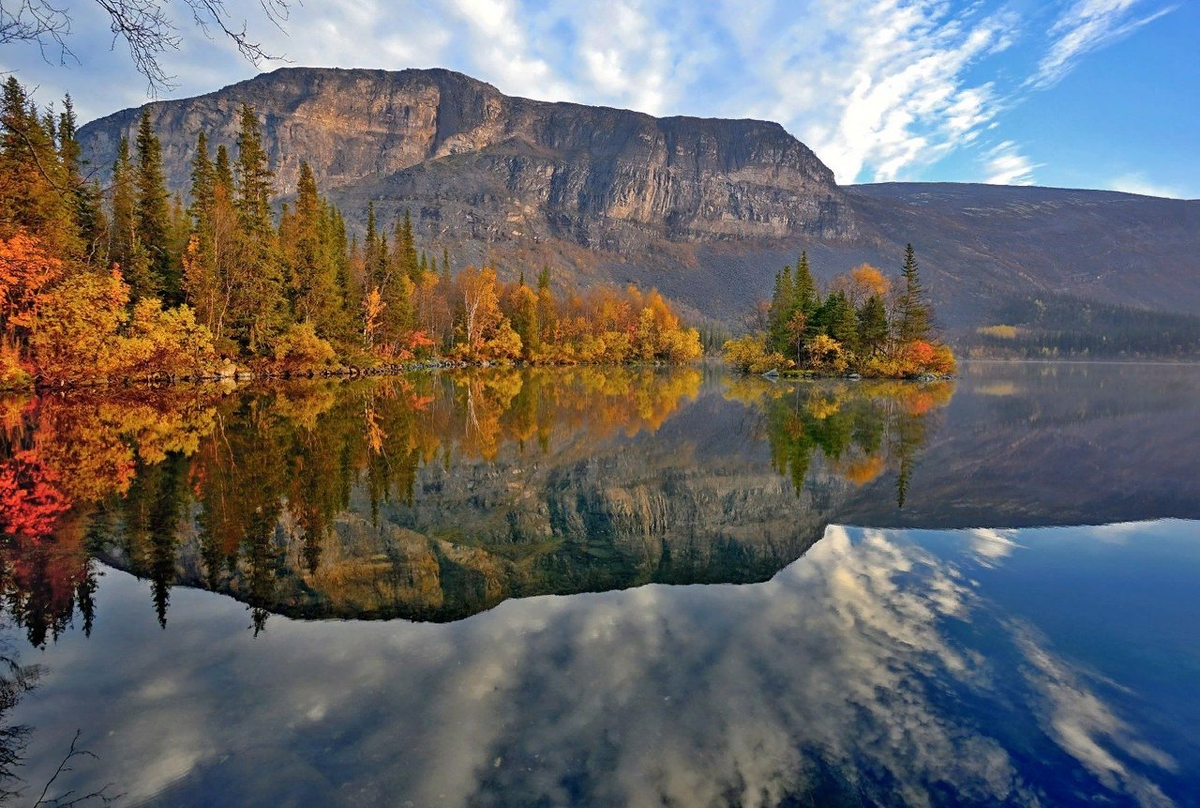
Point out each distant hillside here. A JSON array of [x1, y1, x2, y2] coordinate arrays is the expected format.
[[76, 67, 1200, 340]]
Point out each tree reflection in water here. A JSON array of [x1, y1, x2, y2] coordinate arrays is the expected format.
[[0, 368, 951, 636]]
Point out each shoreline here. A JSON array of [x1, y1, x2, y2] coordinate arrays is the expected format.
[[1, 358, 699, 394]]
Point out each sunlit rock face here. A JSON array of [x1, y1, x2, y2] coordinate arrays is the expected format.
[[76, 67, 853, 250]]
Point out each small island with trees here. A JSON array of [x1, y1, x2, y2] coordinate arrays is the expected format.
[[722, 247, 956, 379]]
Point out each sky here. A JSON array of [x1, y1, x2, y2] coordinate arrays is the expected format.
[[1, 0, 1197, 197]]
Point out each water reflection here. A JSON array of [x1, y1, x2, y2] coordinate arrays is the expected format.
[[0, 367, 957, 633], [9, 520, 1199, 807], [2, 362, 1200, 805]]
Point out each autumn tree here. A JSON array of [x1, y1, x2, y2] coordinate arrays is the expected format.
[[0, 230, 63, 348], [456, 265, 503, 354], [0, 77, 79, 257], [506, 278, 540, 358]]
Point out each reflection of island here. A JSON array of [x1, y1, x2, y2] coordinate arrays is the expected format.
[[724, 376, 954, 505], [2, 362, 1199, 633]]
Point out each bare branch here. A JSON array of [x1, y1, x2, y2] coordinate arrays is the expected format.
[[31, 729, 120, 808], [0, 0, 292, 95]]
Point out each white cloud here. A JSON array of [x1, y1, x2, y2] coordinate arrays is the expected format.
[[1030, 0, 1178, 90], [1108, 172, 1188, 199], [984, 140, 1039, 185], [0, 0, 1177, 188]]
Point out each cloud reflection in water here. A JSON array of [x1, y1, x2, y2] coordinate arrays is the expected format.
[[10, 521, 1193, 808]]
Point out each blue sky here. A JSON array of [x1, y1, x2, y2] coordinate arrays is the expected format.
[[2, 0, 1196, 197]]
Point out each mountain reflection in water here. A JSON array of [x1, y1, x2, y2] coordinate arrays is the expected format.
[[0, 366, 956, 633], [1, 362, 1199, 807]]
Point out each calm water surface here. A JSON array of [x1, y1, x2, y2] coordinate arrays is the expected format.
[[0, 362, 1197, 806]]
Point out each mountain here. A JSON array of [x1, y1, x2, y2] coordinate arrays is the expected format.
[[76, 66, 1200, 333]]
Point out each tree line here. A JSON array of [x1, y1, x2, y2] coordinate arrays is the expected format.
[[723, 247, 955, 377], [967, 292, 1200, 359], [0, 77, 701, 389]]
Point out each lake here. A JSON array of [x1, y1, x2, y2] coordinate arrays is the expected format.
[[1, 362, 1197, 807]]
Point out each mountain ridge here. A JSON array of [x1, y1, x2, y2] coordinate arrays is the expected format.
[[76, 66, 1200, 332]]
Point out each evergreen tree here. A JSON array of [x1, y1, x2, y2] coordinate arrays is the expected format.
[[57, 95, 105, 262], [189, 132, 214, 227], [232, 103, 287, 352], [214, 143, 234, 190], [134, 107, 175, 300], [896, 243, 931, 344], [536, 265, 556, 343], [364, 202, 380, 286], [0, 77, 79, 257], [508, 273, 540, 357], [822, 290, 858, 347], [768, 268, 794, 354], [793, 251, 818, 321], [396, 209, 419, 282], [282, 161, 341, 336], [857, 294, 889, 356], [109, 136, 150, 287]]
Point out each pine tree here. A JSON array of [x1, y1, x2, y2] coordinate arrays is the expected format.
[[793, 251, 817, 320], [189, 132, 214, 227], [768, 268, 794, 354], [283, 161, 340, 336], [823, 290, 858, 347], [232, 103, 287, 352], [57, 95, 105, 263], [214, 144, 234, 190], [109, 137, 150, 287], [896, 243, 931, 344], [364, 202, 379, 286], [536, 265, 556, 343], [399, 209, 419, 283], [0, 77, 79, 257], [857, 294, 889, 356], [134, 107, 175, 300]]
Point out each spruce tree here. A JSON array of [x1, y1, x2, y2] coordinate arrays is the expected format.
[[214, 144, 234, 190], [768, 268, 794, 354], [57, 95, 105, 261], [364, 202, 379, 286], [232, 103, 287, 352], [793, 251, 818, 320], [0, 77, 80, 257], [857, 294, 889, 356], [399, 209, 419, 282], [896, 243, 931, 344], [824, 290, 858, 347], [189, 132, 214, 227], [284, 161, 340, 335], [536, 265, 556, 343], [109, 137, 150, 287], [134, 107, 175, 300]]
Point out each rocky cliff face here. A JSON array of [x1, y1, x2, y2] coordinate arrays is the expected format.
[[78, 66, 855, 252]]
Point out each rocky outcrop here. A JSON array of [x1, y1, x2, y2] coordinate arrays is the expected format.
[[78, 67, 854, 251]]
